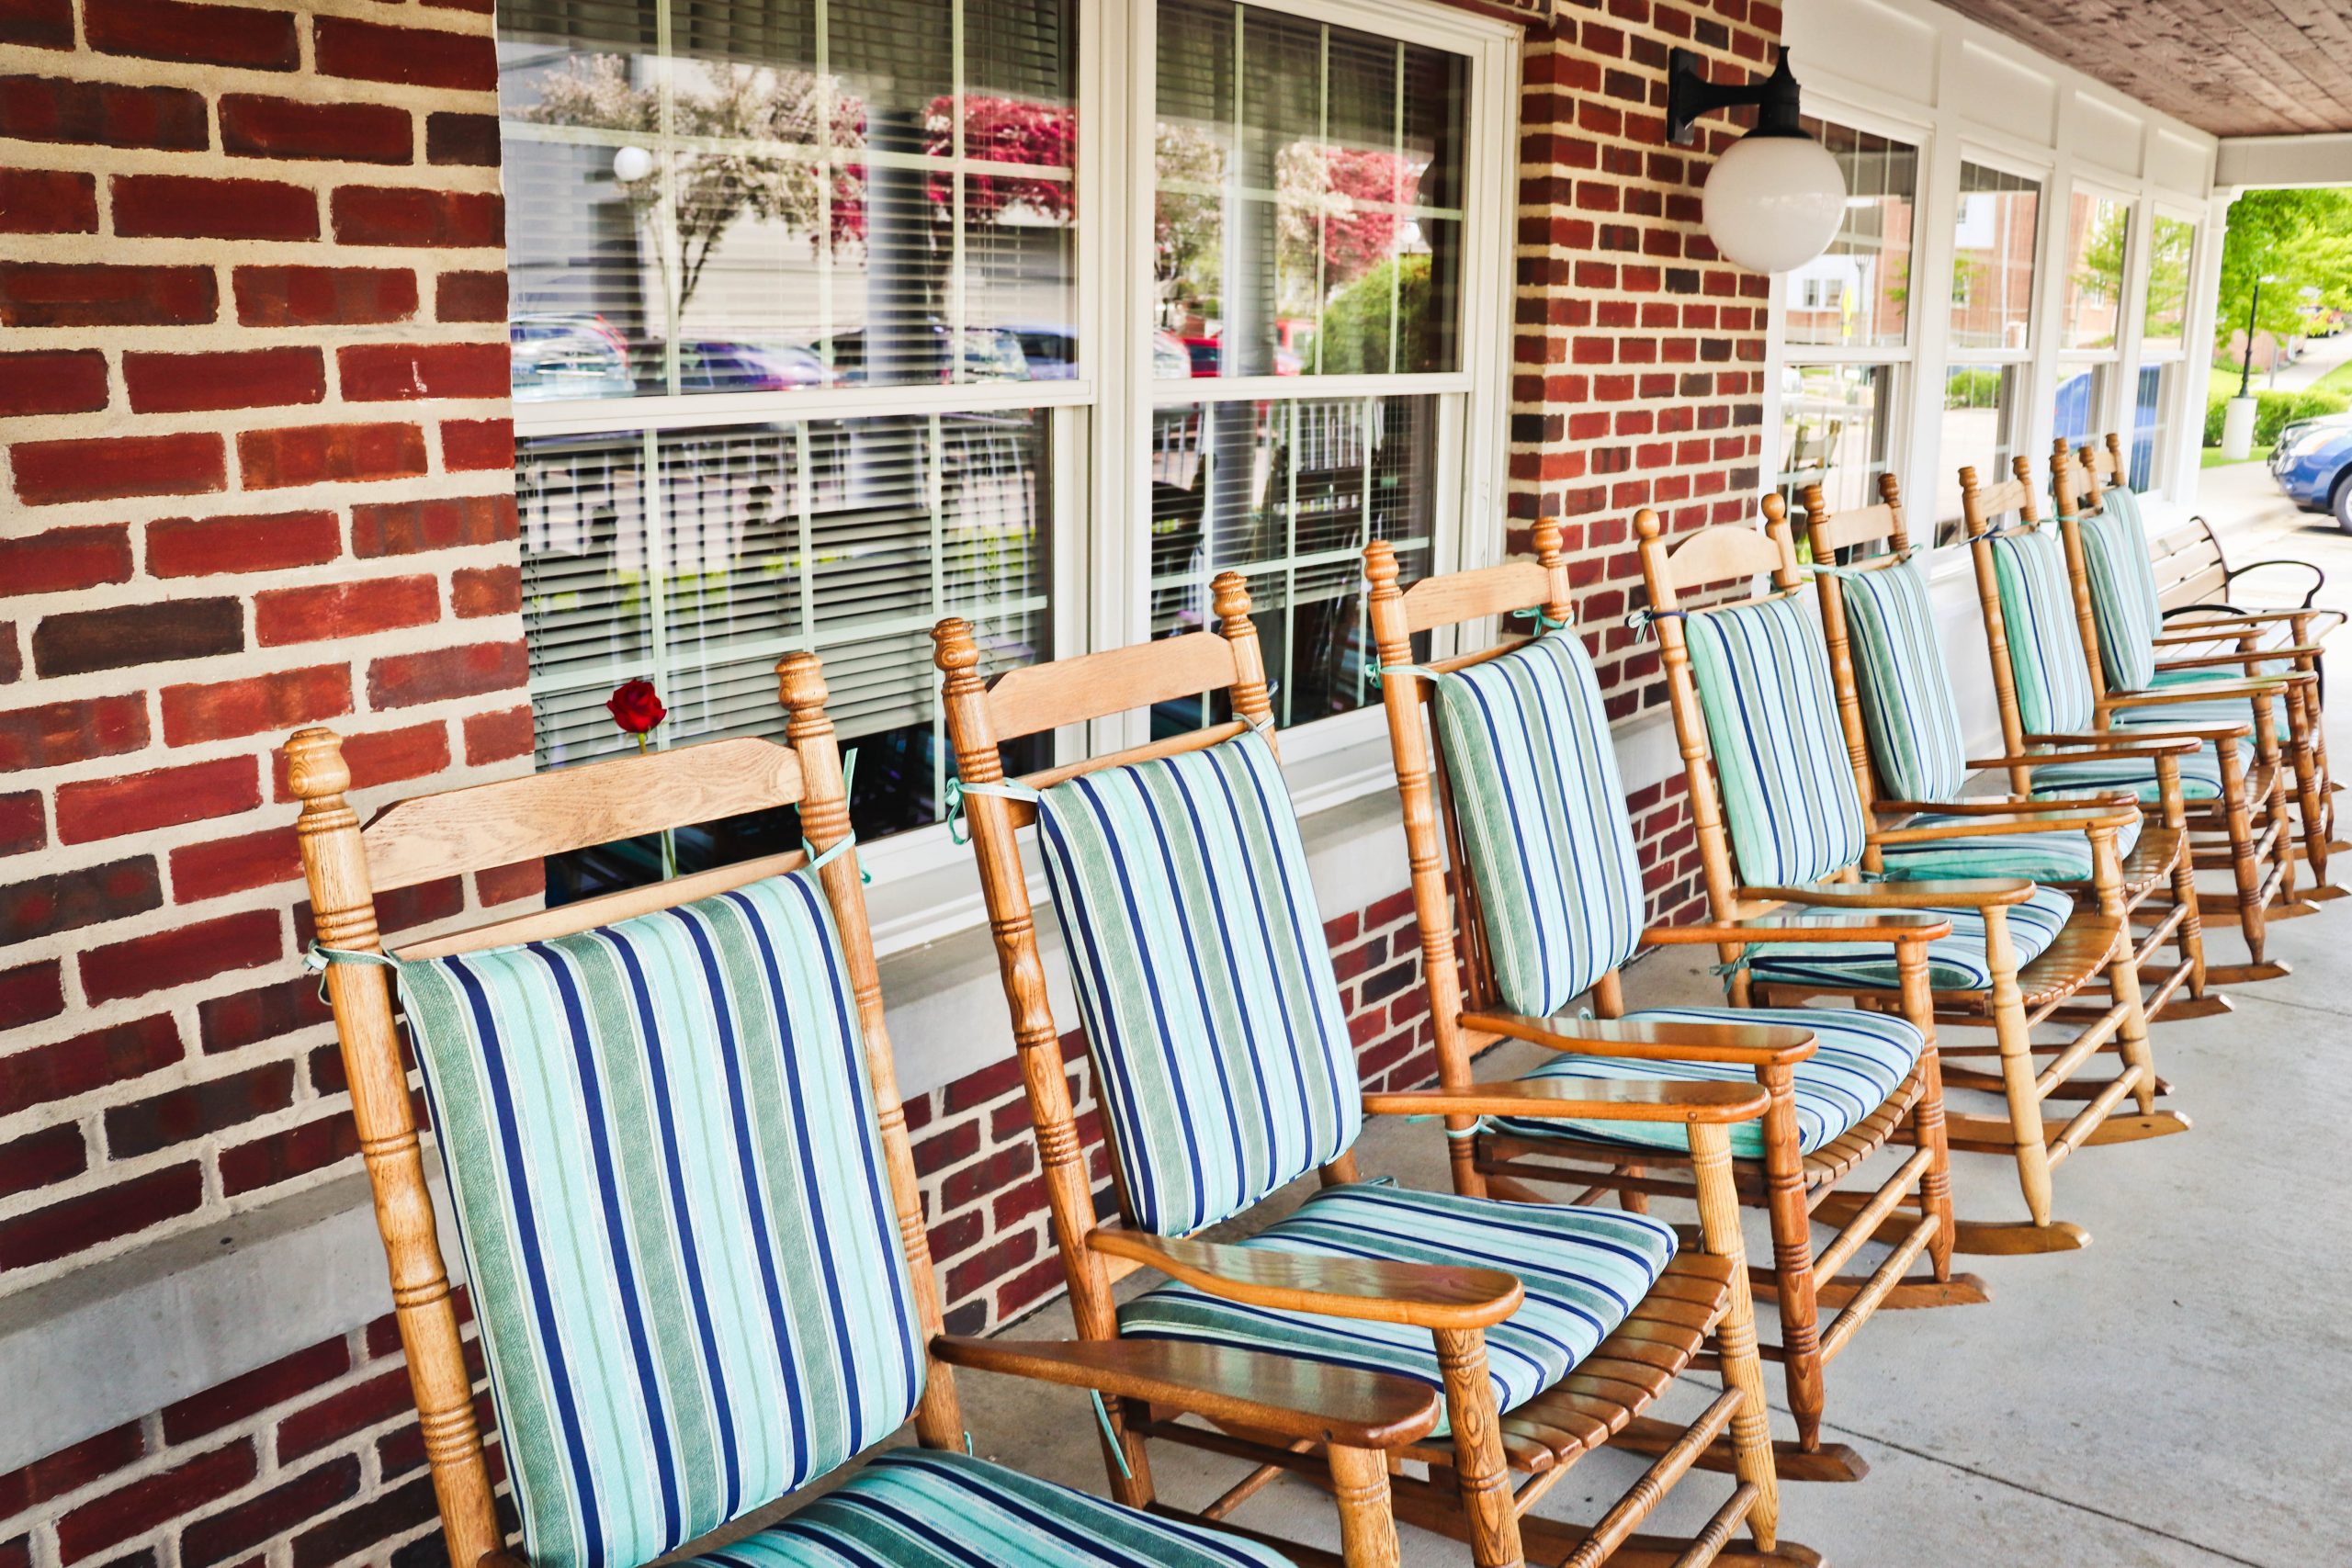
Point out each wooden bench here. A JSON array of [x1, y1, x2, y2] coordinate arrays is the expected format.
[[2146, 509, 2327, 619]]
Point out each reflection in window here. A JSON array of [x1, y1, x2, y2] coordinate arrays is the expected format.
[[1783, 122, 1917, 351], [1153, 0, 1464, 378], [1936, 364, 2026, 544], [2143, 214, 2194, 355], [1775, 364, 1898, 515], [2131, 364, 2172, 491], [2053, 363, 2112, 448], [499, 0, 1077, 400], [2061, 191, 2129, 352], [1950, 164, 2039, 353], [1148, 397, 1435, 730]]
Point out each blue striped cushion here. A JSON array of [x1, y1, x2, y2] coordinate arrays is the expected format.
[[1835, 558, 1968, 802], [1874, 807, 2141, 883], [2078, 511, 2160, 693], [2030, 751, 2226, 803], [1744, 883, 2075, 991], [1491, 1005, 1922, 1159], [1119, 1183, 1674, 1437], [401, 872, 925, 1568], [694, 1449, 1295, 1568], [1684, 592, 1870, 887], [1429, 633, 1645, 1017], [1989, 529, 2097, 734], [1034, 731, 1360, 1238]]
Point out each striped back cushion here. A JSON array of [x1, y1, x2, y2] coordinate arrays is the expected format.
[[1430, 632, 1645, 1018], [2078, 508, 2161, 692], [1835, 558, 1967, 801], [1988, 528, 2097, 733], [401, 872, 924, 1568], [1683, 592, 1870, 887], [1035, 730, 1361, 1237]]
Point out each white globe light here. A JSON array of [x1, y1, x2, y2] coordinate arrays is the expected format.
[[612, 145, 654, 183], [1701, 133, 1846, 274]]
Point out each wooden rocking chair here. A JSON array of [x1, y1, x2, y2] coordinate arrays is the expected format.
[[1962, 455, 2303, 979], [1798, 475, 2222, 1026], [284, 653, 1445, 1568], [1361, 524, 1983, 1491], [2058, 437, 2341, 897], [934, 583, 1813, 1568], [1634, 504, 2188, 1258]]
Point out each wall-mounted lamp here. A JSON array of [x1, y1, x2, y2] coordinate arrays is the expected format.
[[1667, 47, 1845, 275]]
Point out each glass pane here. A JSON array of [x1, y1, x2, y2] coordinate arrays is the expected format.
[[1784, 120, 1917, 351], [1153, 0, 1466, 378], [2143, 213, 2194, 355], [2062, 191, 2129, 352], [2052, 361, 2111, 446], [1934, 363, 2026, 546], [2131, 362, 2171, 491], [1147, 395, 1438, 731], [498, 0, 1077, 401], [1950, 163, 2039, 354], [1774, 363, 1899, 514]]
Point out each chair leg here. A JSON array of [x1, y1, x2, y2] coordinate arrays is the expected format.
[[2290, 686, 2332, 886], [2216, 743, 2269, 964], [1690, 1122, 1780, 1553], [1757, 1072, 1822, 1455], [1432, 1328, 1525, 1568], [1895, 941, 1957, 1282], [2091, 836, 2161, 1117], [1985, 909, 2056, 1229], [1327, 1443, 1404, 1568]]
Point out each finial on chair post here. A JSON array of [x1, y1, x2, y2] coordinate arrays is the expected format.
[[1758, 491, 1804, 591], [1211, 571, 1277, 742], [2012, 455, 2043, 524], [1363, 539, 1400, 601], [932, 617, 1004, 791], [777, 650, 854, 863], [1532, 518, 1573, 624]]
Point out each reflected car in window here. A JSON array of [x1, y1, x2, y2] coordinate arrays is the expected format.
[[816, 322, 1033, 384], [677, 340, 834, 394], [511, 314, 634, 401]]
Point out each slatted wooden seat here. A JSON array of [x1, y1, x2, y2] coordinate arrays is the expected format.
[[282, 657, 1445, 1568], [1635, 503, 2189, 1259], [1360, 523, 1982, 1491], [934, 587, 1816, 1568]]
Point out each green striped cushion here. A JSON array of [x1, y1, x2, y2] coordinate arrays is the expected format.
[[2111, 669, 2293, 738], [2030, 751, 2226, 802], [1684, 592, 1870, 887], [1834, 558, 1968, 802], [1119, 1183, 1674, 1435], [1429, 632, 1645, 1018], [1492, 1005, 1921, 1159], [1035, 731, 1360, 1238], [1875, 807, 2141, 883], [2078, 511, 2160, 692], [1989, 529, 2097, 734], [402, 872, 925, 1568], [1743, 883, 2075, 991], [698, 1449, 1292, 1568]]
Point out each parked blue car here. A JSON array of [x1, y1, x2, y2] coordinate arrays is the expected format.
[[2269, 412, 2352, 529]]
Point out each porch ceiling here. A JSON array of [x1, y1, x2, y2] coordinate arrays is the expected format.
[[1939, 0, 2352, 139]]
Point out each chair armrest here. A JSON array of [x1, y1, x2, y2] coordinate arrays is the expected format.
[[2152, 646, 2324, 671], [1966, 735, 2200, 765], [1364, 1077, 1774, 1122], [2027, 723, 2251, 744], [932, 1336, 1443, 1450], [2165, 600, 2334, 627], [1088, 1228, 1524, 1330], [1744, 877, 2036, 908], [1876, 792, 2140, 813], [2101, 679, 2294, 709], [1638, 912, 1953, 945], [1868, 807, 2132, 844], [1455, 1009, 1819, 1066]]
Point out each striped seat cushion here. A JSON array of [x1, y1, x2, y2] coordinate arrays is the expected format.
[[1989, 528, 2097, 734], [2078, 510, 2161, 692], [1034, 731, 1360, 1239], [1119, 1183, 1674, 1437], [401, 872, 925, 1568], [1428, 632, 1645, 1018], [1834, 557, 1968, 801], [2030, 750, 2227, 803], [1684, 592, 1870, 886], [1491, 1005, 1922, 1159], [1744, 883, 2076, 991], [695, 1449, 1295, 1568], [1873, 807, 2141, 883]]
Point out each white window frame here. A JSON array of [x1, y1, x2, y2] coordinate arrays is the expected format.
[[501, 0, 1517, 939], [2127, 201, 2199, 499], [1927, 147, 2049, 542], [2049, 177, 2133, 457]]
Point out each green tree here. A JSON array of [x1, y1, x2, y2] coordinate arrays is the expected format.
[[2214, 187, 2352, 361]]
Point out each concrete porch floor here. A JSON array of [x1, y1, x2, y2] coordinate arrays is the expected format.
[[941, 480, 2352, 1567]]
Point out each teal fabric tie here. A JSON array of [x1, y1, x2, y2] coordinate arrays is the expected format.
[[1088, 1390, 1133, 1479], [1623, 605, 1686, 640], [944, 775, 1045, 846], [1509, 606, 1571, 632], [802, 748, 870, 883], [1406, 1113, 1494, 1141], [1367, 655, 1450, 690], [304, 942, 404, 1003]]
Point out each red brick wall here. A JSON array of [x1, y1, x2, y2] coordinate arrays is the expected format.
[[1508, 0, 1780, 919], [0, 0, 523, 1287]]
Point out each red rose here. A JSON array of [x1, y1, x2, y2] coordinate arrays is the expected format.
[[606, 679, 666, 734]]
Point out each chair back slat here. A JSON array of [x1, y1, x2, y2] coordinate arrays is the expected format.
[[1651, 522, 1790, 592], [1399, 561, 1551, 635], [1807, 502, 1901, 557], [363, 738, 802, 892], [984, 630, 1239, 741]]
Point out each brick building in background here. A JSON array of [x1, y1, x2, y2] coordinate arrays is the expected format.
[[0, 0, 1774, 1563]]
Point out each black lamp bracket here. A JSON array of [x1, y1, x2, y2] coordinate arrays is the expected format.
[[1667, 46, 1805, 148]]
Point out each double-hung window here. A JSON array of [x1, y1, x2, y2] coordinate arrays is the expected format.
[[1935, 161, 2041, 542], [2053, 186, 2130, 452], [495, 0, 1507, 901], [1774, 119, 1917, 517], [2132, 209, 2195, 493]]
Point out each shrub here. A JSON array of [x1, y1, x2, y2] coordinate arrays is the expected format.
[[2201, 388, 2349, 446]]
